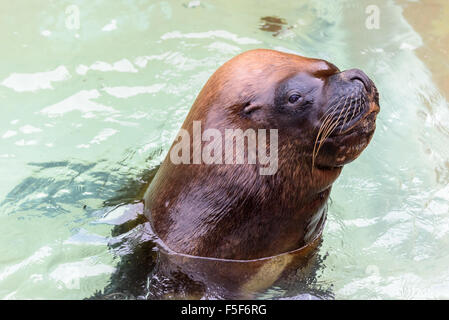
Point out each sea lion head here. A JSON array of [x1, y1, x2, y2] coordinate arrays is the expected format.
[[193, 49, 379, 188]]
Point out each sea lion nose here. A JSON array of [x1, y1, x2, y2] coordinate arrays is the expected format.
[[341, 68, 373, 93]]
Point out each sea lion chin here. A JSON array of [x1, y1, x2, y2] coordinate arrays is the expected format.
[[143, 49, 380, 261]]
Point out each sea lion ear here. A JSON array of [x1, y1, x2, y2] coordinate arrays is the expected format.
[[242, 101, 262, 115]]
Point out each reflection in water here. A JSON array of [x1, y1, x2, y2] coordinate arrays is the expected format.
[[1, 160, 157, 215], [259, 16, 287, 36]]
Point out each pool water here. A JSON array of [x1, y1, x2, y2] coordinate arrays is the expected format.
[[1, 0, 448, 299]]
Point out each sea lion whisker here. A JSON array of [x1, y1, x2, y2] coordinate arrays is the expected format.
[[315, 97, 350, 159], [318, 96, 345, 122], [321, 94, 348, 118], [350, 95, 363, 125], [333, 93, 351, 127], [340, 91, 356, 133], [347, 91, 364, 126], [312, 115, 334, 168], [317, 103, 341, 138], [313, 96, 346, 164], [313, 94, 350, 161], [358, 96, 367, 118], [315, 117, 341, 160], [313, 88, 358, 167], [322, 94, 345, 112], [313, 97, 346, 152], [347, 96, 359, 127], [322, 102, 347, 140]]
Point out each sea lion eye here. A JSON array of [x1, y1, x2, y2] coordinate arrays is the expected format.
[[288, 93, 302, 104]]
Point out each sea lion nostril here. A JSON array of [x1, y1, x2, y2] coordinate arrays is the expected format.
[[350, 76, 371, 93], [351, 76, 366, 86], [342, 69, 372, 92]]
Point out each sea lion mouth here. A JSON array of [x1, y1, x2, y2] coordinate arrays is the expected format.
[[327, 91, 371, 137], [312, 97, 379, 170], [314, 110, 377, 170], [312, 92, 367, 164], [329, 107, 375, 138]]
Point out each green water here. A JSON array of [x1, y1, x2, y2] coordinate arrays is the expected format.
[[1, 0, 448, 299]]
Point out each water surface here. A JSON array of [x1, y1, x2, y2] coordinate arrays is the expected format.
[[0, 0, 448, 299]]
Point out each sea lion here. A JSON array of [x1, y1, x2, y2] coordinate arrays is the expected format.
[[143, 49, 379, 263]]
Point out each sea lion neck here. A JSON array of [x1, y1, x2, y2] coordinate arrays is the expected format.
[[145, 144, 338, 260]]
